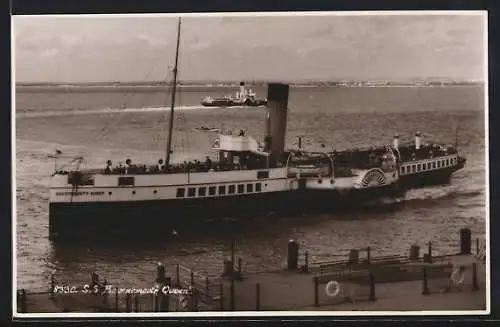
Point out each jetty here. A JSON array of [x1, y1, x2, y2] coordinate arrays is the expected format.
[[16, 228, 486, 314]]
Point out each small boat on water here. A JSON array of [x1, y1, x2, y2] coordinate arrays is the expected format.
[[201, 82, 267, 107], [47, 18, 466, 241]]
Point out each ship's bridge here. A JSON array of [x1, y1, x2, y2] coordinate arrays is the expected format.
[[212, 133, 269, 156]]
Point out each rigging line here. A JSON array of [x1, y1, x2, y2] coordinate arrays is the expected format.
[[77, 42, 178, 159], [80, 65, 166, 157]]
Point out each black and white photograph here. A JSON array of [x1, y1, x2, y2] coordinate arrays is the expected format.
[[13, 11, 488, 316]]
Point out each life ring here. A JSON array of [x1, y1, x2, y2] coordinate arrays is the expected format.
[[450, 267, 465, 285], [325, 280, 341, 297]]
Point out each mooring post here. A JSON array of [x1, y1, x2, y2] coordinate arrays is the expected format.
[[231, 239, 236, 273], [369, 272, 376, 301], [114, 288, 119, 312], [472, 262, 479, 291], [18, 289, 27, 313], [230, 278, 235, 311], [219, 283, 224, 310], [256, 283, 260, 311], [50, 274, 55, 299], [134, 294, 139, 312], [238, 257, 242, 279], [427, 241, 432, 263], [176, 264, 180, 286], [460, 228, 472, 255], [422, 267, 429, 295], [125, 293, 131, 312], [192, 289, 199, 312], [366, 247, 371, 264], [313, 277, 319, 307], [287, 239, 299, 270]]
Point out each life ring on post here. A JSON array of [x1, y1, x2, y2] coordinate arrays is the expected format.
[[325, 280, 341, 297]]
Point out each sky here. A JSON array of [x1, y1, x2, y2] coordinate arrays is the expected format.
[[13, 13, 486, 83]]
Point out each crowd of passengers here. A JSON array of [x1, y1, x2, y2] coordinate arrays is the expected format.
[[397, 143, 457, 161], [102, 156, 275, 175]]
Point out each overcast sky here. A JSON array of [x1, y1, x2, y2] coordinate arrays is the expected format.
[[13, 13, 485, 83]]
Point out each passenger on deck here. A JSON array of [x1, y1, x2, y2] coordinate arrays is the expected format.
[[104, 160, 112, 174], [125, 159, 132, 174], [239, 129, 245, 136], [205, 156, 212, 170], [157, 159, 164, 172]]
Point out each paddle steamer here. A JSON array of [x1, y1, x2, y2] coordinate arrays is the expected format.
[[47, 18, 466, 240]]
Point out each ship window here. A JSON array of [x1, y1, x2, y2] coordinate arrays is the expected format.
[[257, 170, 269, 179], [412, 165, 416, 173], [442, 160, 445, 166], [118, 176, 135, 186], [108, 191, 112, 195], [68, 173, 95, 186], [401, 166, 405, 174], [437, 161, 441, 168], [228, 185, 235, 194], [432, 162, 436, 169], [446, 159, 450, 166], [153, 190, 157, 194], [198, 187, 207, 196], [417, 164, 421, 171], [247, 184, 253, 193], [176, 188, 185, 198], [188, 187, 196, 197], [132, 190, 136, 195], [209, 186, 216, 196], [255, 183, 262, 192], [218, 185, 226, 195], [427, 163, 431, 170], [237, 184, 245, 194]]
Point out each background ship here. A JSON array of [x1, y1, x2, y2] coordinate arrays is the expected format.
[[47, 18, 466, 241], [201, 82, 267, 107]]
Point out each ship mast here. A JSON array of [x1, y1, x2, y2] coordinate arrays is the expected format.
[[165, 17, 182, 168]]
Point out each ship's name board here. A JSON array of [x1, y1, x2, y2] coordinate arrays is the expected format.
[[56, 191, 105, 196]]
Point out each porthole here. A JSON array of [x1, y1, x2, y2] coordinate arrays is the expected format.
[[132, 190, 136, 195], [108, 192, 112, 195], [153, 190, 157, 194]]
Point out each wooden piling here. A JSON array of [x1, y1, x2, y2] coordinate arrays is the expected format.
[[369, 272, 376, 301], [427, 241, 432, 263], [176, 264, 180, 286], [50, 274, 55, 299], [472, 262, 479, 291], [230, 278, 235, 311], [238, 257, 242, 279], [125, 293, 132, 312], [190, 270, 194, 287], [313, 276, 319, 307], [422, 267, 429, 295], [134, 294, 139, 312], [205, 277, 209, 295], [366, 246, 371, 264], [17, 289, 27, 313], [219, 283, 224, 310], [114, 288, 119, 312], [256, 283, 260, 310]]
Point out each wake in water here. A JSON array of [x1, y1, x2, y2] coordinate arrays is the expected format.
[[16, 105, 262, 118]]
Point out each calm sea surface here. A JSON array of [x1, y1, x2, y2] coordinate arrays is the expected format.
[[15, 85, 486, 291]]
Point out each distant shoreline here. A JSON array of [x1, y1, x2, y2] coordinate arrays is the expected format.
[[15, 80, 483, 90]]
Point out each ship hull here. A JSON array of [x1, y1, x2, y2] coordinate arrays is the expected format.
[[398, 160, 465, 189], [48, 184, 399, 242]]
